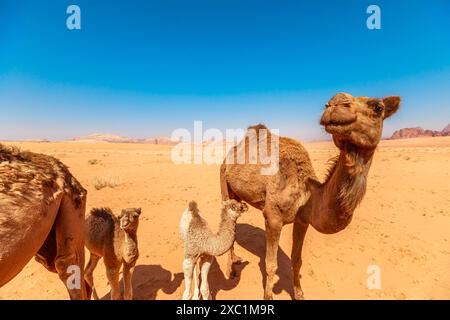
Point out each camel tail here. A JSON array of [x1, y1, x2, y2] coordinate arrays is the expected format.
[[188, 201, 198, 212]]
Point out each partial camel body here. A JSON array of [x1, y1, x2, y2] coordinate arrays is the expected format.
[[221, 93, 400, 299], [0, 144, 88, 299], [179, 200, 248, 300], [84, 207, 141, 300]]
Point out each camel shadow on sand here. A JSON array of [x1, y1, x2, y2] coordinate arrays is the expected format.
[[207, 257, 249, 299], [100, 224, 293, 300], [101, 264, 183, 300], [234, 223, 294, 299]]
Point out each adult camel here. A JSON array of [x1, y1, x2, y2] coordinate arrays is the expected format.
[[220, 92, 400, 299], [0, 144, 88, 299]]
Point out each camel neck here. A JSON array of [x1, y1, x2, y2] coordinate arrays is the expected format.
[[204, 210, 237, 256], [309, 145, 374, 234], [124, 231, 138, 244], [117, 226, 138, 247]]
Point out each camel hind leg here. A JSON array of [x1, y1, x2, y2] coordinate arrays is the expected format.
[[182, 257, 196, 300], [199, 255, 213, 300], [54, 194, 88, 300], [84, 253, 101, 300], [263, 210, 283, 300], [291, 222, 308, 300], [35, 226, 57, 273], [192, 261, 200, 300]]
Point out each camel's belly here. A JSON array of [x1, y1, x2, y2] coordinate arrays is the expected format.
[[0, 196, 61, 287], [225, 165, 267, 210]]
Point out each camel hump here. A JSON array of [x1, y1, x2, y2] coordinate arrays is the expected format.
[[0, 144, 33, 163], [188, 201, 198, 212], [247, 123, 269, 133]]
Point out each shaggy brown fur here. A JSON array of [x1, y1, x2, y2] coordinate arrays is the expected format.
[[221, 93, 400, 300], [84, 207, 141, 300], [0, 144, 88, 299]]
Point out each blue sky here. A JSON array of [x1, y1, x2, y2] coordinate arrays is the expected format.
[[1, 0, 450, 141]]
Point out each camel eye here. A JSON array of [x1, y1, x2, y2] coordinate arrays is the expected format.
[[372, 104, 383, 114]]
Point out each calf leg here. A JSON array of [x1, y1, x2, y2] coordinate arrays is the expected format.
[[182, 257, 195, 300], [193, 262, 201, 300], [106, 265, 122, 300], [84, 253, 101, 300], [199, 255, 213, 300], [123, 262, 135, 300]]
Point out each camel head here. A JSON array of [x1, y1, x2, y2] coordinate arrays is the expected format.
[[320, 93, 400, 150], [118, 208, 142, 231], [222, 200, 248, 221]]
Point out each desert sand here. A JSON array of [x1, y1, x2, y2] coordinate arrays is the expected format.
[[0, 137, 449, 300]]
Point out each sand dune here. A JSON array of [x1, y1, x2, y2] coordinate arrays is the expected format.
[[0, 137, 449, 300]]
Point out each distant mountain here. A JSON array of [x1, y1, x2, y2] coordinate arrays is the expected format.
[[144, 136, 179, 145], [23, 139, 51, 143], [390, 124, 450, 139], [72, 133, 145, 143], [72, 133, 178, 145]]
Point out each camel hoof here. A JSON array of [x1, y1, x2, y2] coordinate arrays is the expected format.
[[294, 289, 305, 300], [264, 293, 274, 300]]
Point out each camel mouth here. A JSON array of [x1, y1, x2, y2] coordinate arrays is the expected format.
[[323, 122, 353, 136], [321, 117, 356, 128], [320, 107, 357, 129], [325, 119, 355, 126]]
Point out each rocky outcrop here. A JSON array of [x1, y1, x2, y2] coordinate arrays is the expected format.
[[390, 124, 450, 139], [442, 124, 450, 135]]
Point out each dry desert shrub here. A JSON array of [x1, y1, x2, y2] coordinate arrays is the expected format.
[[93, 176, 121, 190]]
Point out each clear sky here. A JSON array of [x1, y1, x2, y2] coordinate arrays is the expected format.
[[1, 0, 450, 141]]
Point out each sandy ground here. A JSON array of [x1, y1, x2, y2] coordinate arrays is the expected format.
[[1, 137, 449, 300]]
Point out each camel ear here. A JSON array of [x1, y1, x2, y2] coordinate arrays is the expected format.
[[383, 96, 401, 119]]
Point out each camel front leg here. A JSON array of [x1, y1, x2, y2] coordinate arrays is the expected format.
[[54, 195, 87, 300], [182, 258, 195, 300], [291, 222, 309, 300], [264, 216, 283, 300], [106, 265, 122, 300], [123, 262, 135, 300]]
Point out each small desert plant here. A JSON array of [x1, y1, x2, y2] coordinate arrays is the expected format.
[[93, 177, 121, 190], [88, 159, 99, 165]]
